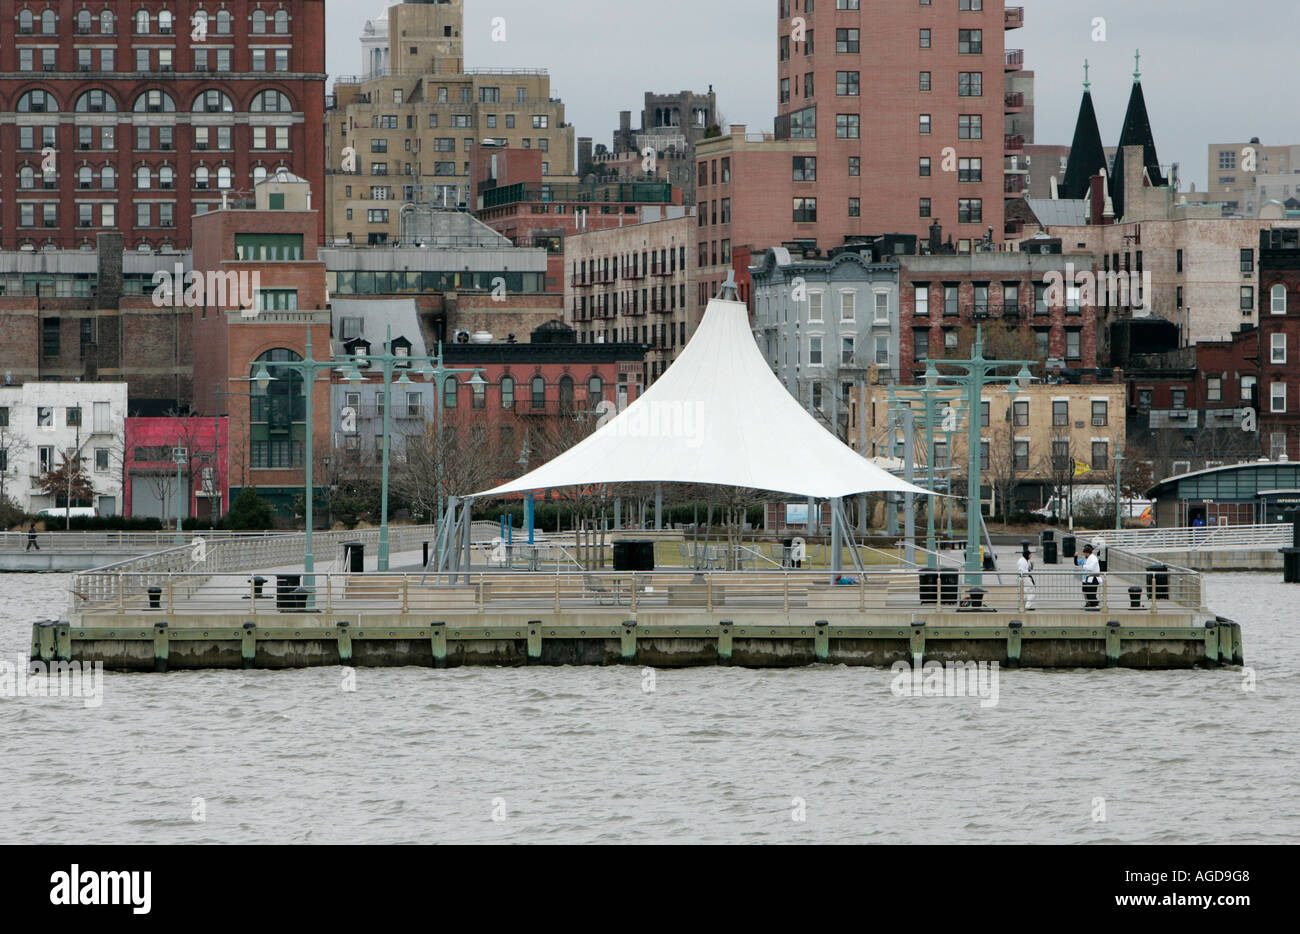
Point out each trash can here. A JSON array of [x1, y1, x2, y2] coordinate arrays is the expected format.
[[965, 587, 987, 609], [343, 542, 364, 573], [1062, 534, 1077, 559], [1146, 564, 1170, 602], [1128, 586, 1143, 609], [289, 587, 308, 611], [1041, 530, 1058, 565], [276, 574, 302, 609], [781, 538, 794, 569], [422, 540, 430, 568], [919, 571, 939, 605], [939, 571, 959, 606], [251, 576, 267, 599], [613, 539, 655, 571], [982, 548, 996, 571], [147, 586, 162, 610]]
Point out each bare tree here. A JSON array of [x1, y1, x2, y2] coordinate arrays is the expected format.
[[0, 425, 30, 506]]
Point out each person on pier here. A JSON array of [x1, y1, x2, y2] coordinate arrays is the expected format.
[[1078, 543, 1101, 609], [1017, 545, 1036, 610]]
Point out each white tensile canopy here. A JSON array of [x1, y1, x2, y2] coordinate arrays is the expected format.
[[471, 293, 933, 501]]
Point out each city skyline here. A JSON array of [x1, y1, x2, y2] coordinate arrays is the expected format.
[[328, 0, 1300, 194]]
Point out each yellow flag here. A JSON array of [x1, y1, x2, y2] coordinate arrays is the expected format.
[[1073, 460, 1092, 477]]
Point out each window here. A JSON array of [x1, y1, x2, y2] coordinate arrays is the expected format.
[[1273, 333, 1288, 364], [1137, 389, 1153, 410], [919, 28, 931, 49], [958, 199, 983, 223], [1242, 375, 1257, 403], [808, 292, 823, 322], [531, 376, 546, 410], [501, 376, 515, 410], [835, 28, 859, 53], [914, 329, 930, 361], [919, 71, 931, 92], [1172, 388, 1187, 410], [958, 72, 982, 97], [875, 336, 889, 364], [840, 292, 855, 322], [1052, 400, 1068, 427], [980, 401, 990, 427], [848, 197, 860, 217], [919, 157, 931, 177], [1091, 441, 1108, 472], [958, 29, 983, 53], [836, 71, 859, 96], [958, 115, 982, 140], [848, 157, 860, 176], [837, 114, 860, 138], [1241, 286, 1255, 314], [1066, 329, 1081, 360], [1271, 284, 1288, 314], [792, 156, 816, 181], [919, 114, 931, 135], [809, 336, 823, 366], [793, 197, 817, 223], [1013, 400, 1029, 427], [943, 285, 958, 316], [1092, 401, 1109, 426], [42, 318, 60, 356], [915, 285, 929, 315], [1241, 249, 1255, 273], [96, 449, 110, 473], [1014, 440, 1029, 471], [958, 157, 982, 183], [919, 198, 931, 218], [1206, 377, 1222, 403], [66, 406, 82, 428]]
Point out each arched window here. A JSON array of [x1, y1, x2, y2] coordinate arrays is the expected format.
[[133, 89, 175, 113], [17, 89, 57, 113], [587, 375, 603, 406], [136, 166, 152, 189], [251, 89, 292, 113], [101, 165, 116, 189], [500, 376, 515, 409], [100, 10, 115, 34], [18, 10, 33, 33], [443, 376, 458, 409], [252, 166, 268, 184], [274, 9, 289, 33], [158, 10, 173, 34], [531, 376, 546, 410], [159, 166, 175, 190], [194, 166, 210, 189], [250, 349, 305, 466], [251, 9, 266, 33], [135, 9, 150, 34], [215, 9, 231, 33], [77, 10, 93, 33], [41, 9, 55, 34], [18, 166, 36, 190], [1272, 284, 1288, 315], [75, 89, 117, 113], [78, 167, 93, 189], [558, 375, 575, 414], [216, 166, 232, 189], [192, 89, 233, 113]]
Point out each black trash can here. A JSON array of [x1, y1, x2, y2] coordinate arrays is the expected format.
[[343, 542, 364, 573], [919, 571, 939, 605], [982, 549, 996, 571], [1041, 530, 1058, 565], [276, 574, 302, 609], [1128, 586, 1143, 609], [147, 586, 162, 610], [939, 571, 959, 606], [613, 539, 655, 572], [289, 587, 308, 611], [251, 576, 267, 598], [965, 587, 987, 609], [1146, 564, 1170, 602], [1061, 534, 1077, 559], [422, 540, 430, 568]]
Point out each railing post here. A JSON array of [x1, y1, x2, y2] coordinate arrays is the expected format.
[[630, 573, 638, 611], [401, 575, 409, 613], [706, 577, 713, 613], [783, 573, 789, 612], [166, 579, 175, 613]]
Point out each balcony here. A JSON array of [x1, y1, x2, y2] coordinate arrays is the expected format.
[[1004, 173, 1025, 194], [1004, 91, 1024, 112], [1005, 49, 1024, 71], [1004, 133, 1025, 154], [1005, 7, 1024, 30]]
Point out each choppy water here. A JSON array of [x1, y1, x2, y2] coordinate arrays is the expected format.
[[0, 572, 1296, 844]]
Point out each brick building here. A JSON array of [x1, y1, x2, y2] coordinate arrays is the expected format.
[[0, 0, 326, 251], [1258, 227, 1300, 459], [123, 414, 228, 519], [564, 212, 695, 383]]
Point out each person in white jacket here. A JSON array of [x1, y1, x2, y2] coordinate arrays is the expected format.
[[1017, 545, 1036, 610], [1078, 543, 1102, 609]]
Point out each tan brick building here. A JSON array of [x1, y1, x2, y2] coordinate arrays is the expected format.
[[324, 0, 576, 246]]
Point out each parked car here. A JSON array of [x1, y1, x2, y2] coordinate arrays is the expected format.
[[36, 507, 100, 520]]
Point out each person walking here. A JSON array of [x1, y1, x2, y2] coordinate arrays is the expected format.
[[1017, 545, 1036, 611], [25, 523, 39, 552], [1078, 543, 1101, 609]]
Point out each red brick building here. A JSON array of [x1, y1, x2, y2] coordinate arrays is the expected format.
[[124, 414, 228, 518], [1259, 228, 1300, 459], [0, 0, 326, 251]]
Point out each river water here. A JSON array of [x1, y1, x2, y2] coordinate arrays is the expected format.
[[0, 572, 1296, 844]]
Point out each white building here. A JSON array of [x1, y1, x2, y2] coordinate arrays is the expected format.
[[0, 382, 128, 516]]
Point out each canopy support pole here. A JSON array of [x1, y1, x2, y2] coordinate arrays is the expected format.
[[830, 496, 843, 574], [903, 406, 916, 566], [655, 483, 663, 530]]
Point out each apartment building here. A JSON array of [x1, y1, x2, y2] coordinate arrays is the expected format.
[[325, 0, 576, 245], [0, 0, 326, 251]]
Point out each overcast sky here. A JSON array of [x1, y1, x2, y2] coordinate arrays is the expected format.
[[328, 0, 1300, 192]]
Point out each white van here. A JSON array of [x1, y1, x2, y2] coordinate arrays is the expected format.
[[37, 507, 100, 520], [1031, 488, 1152, 524]]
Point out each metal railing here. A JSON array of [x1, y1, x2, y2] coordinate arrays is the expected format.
[[69, 563, 1206, 617], [0, 530, 282, 553], [1081, 524, 1291, 552]]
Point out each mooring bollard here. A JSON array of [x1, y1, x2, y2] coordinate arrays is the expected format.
[[717, 620, 734, 665], [1105, 620, 1122, 667], [337, 621, 353, 665], [910, 621, 926, 667], [55, 622, 71, 662], [153, 622, 170, 673], [1203, 621, 1221, 668], [526, 619, 543, 663], [1006, 620, 1023, 668]]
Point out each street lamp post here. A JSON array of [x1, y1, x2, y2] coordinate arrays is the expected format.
[[172, 445, 187, 545], [1114, 443, 1125, 531], [930, 326, 1035, 583], [335, 327, 484, 571]]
